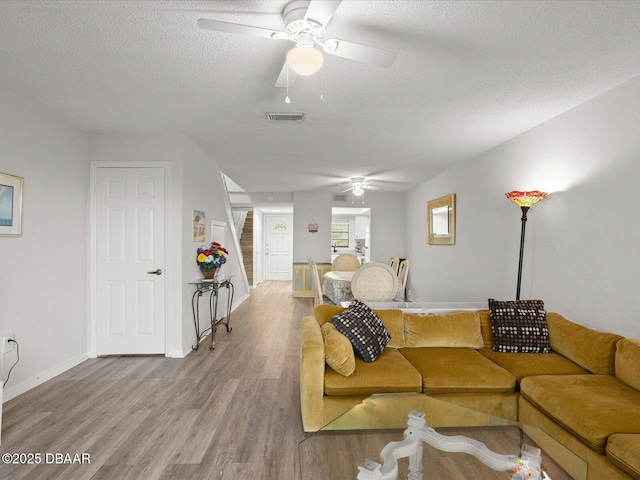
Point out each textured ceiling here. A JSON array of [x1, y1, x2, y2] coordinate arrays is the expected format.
[[1, 0, 640, 193]]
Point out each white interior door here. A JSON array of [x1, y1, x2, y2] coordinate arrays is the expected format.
[[264, 215, 292, 281], [95, 167, 166, 354]]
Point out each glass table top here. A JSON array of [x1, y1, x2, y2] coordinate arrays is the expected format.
[[299, 394, 585, 480]]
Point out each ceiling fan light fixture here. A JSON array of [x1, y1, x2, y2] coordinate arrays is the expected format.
[[352, 186, 365, 196], [286, 45, 323, 76]]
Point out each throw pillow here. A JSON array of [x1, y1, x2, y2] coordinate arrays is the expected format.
[[321, 322, 356, 376], [488, 299, 551, 353], [332, 300, 391, 362]]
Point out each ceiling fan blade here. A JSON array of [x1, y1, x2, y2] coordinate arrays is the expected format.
[[341, 186, 355, 193], [275, 61, 297, 87], [325, 39, 397, 68], [304, 0, 343, 27], [197, 18, 283, 40]]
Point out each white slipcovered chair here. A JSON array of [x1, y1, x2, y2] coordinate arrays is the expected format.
[[332, 253, 360, 272], [309, 259, 332, 308], [389, 257, 400, 274], [397, 259, 410, 301], [350, 262, 399, 302]]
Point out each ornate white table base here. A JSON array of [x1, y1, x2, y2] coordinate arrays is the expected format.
[[357, 411, 549, 480]]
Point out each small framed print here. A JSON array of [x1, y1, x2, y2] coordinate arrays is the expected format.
[[0, 172, 23, 237], [193, 209, 206, 242]]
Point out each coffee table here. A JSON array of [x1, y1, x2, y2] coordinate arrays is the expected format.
[[299, 394, 585, 480]]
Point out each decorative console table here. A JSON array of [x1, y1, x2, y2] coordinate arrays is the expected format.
[[190, 277, 234, 351]]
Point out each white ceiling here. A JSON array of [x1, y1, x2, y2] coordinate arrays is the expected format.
[[2, 1, 640, 194]]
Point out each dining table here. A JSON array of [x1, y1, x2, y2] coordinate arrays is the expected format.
[[322, 270, 355, 305]]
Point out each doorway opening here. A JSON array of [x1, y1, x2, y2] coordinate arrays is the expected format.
[[331, 207, 370, 265]]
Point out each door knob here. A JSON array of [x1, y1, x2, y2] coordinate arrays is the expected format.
[[147, 269, 163, 275]]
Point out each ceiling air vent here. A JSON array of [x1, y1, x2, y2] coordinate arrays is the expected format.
[[266, 112, 305, 122], [333, 194, 347, 202]]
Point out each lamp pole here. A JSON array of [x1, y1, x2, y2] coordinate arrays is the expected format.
[[516, 206, 530, 301]]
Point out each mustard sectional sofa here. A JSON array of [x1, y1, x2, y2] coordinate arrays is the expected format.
[[300, 304, 640, 480]]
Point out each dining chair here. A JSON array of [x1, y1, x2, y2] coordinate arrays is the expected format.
[[389, 257, 400, 275], [397, 259, 410, 301], [350, 262, 399, 302], [309, 259, 332, 308], [332, 253, 360, 272]]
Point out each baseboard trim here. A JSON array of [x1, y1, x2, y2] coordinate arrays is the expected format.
[[2, 352, 88, 403]]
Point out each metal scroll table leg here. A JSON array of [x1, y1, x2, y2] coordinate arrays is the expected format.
[[222, 282, 234, 332], [209, 287, 219, 350], [191, 289, 203, 351]]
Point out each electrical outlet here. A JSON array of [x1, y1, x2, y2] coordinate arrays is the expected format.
[[1, 333, 15, 354]]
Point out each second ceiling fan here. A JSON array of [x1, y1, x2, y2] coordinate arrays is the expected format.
[[197, 0, 397, 87]]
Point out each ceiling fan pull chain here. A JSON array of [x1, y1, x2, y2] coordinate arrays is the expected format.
[[320, 63, 324, 102], [285, 65, 291, 104]]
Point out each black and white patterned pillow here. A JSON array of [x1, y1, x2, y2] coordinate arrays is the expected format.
[[332, 300, 391, 362], [489, 299, 551, 353]]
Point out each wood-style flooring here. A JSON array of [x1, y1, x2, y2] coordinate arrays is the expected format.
[[0, 281, 312, 480], [1, 282, 573, 480]]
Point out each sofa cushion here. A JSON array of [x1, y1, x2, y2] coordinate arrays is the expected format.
[[488, 299, 551, 353], [404, 311, 484, 348], [479, 348, 589, 386], [321, 322, 355, 377], [324, 348, 422, 396], [400, 347, 515, 394], [520, 374, 640, 454], [546, 312, 622, 375], [315, 305, 405, 348], [615, 338, 640, 391], [332, 301, 391, 362], [607, 434, 640, 480]]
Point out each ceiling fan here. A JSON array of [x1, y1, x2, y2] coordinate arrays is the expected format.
[[342, 177, 377, 197], [197, 0, 397, 87]]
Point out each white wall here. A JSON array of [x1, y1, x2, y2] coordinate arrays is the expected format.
[[0, 87, 88, 398], [406, 75, 640, 339], [361, 193, 405, 263], [293, 192, 334, 264], [293, 191, 405, 264]]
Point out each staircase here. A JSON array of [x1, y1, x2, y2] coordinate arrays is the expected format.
[[240, 211, 254, 286]]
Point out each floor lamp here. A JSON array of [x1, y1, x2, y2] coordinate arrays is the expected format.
[[506, 191, 548, 300]]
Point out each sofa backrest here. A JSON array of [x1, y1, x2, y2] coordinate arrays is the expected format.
[[316, 306, 488, 350], [479, 310, 493, 348], [403, 311, 484, 348], [314, 305, 405, 348], [615, 338, 640, 391], [546, 312, 623, 375]]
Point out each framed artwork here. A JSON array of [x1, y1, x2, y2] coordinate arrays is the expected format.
[[0, 172, 23, 237], [427, 193, 456, 245], [193, 209, 206, 242]]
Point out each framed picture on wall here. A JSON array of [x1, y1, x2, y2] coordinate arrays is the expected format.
[[193, 209, 206, 242], [0, 172, 23, 237], [427, 193, 456, 245]]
